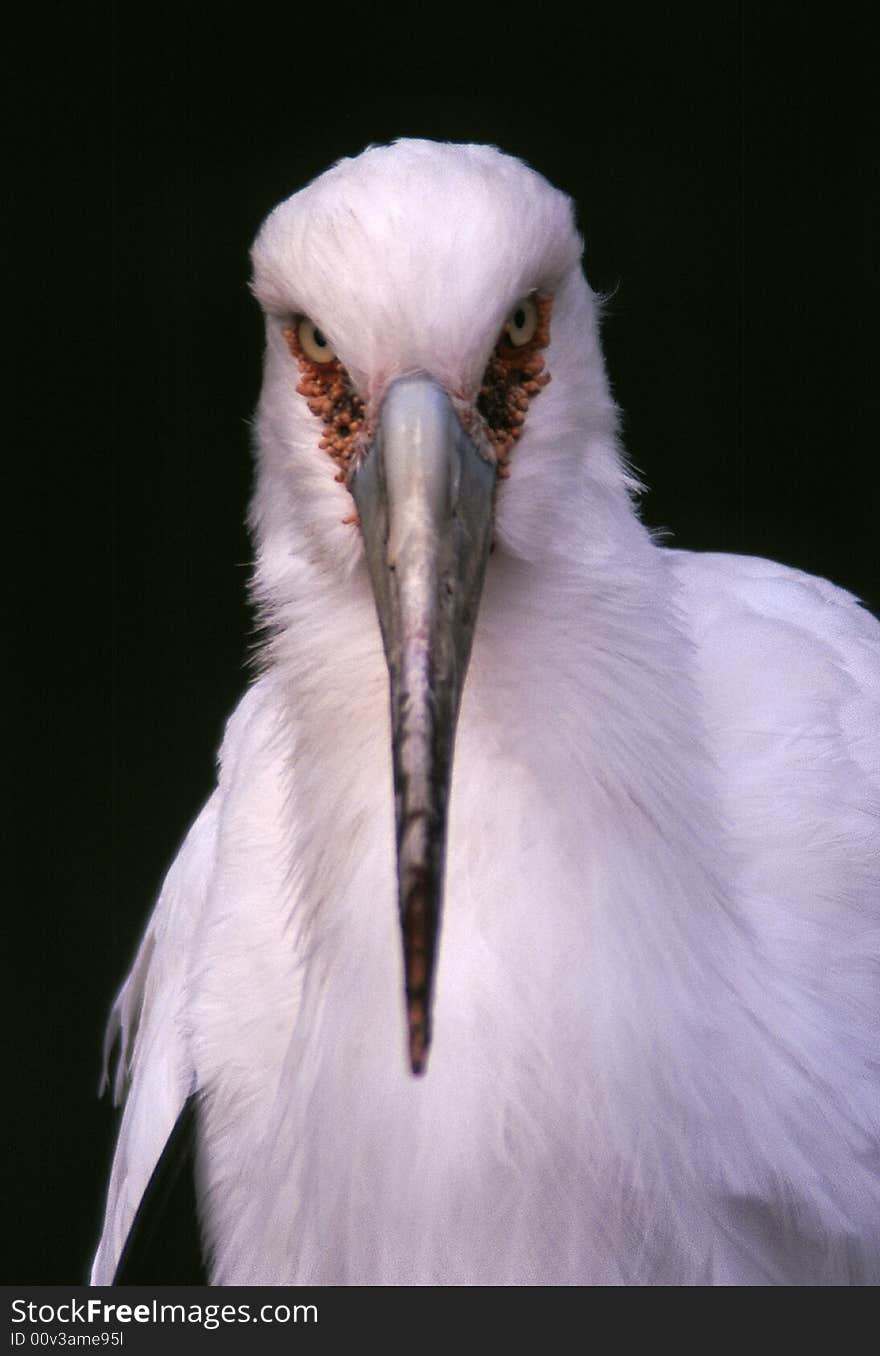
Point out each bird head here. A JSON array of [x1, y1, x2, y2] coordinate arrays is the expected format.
[[249, 139, 633, 1074]]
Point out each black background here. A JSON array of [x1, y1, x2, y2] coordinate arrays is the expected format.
[[6, 7, 878, 1282]]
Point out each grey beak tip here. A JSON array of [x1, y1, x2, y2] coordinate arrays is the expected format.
[[409, 1023, 429, 1077]]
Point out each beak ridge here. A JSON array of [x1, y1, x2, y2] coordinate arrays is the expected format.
[[351, 377, 495, 1073]]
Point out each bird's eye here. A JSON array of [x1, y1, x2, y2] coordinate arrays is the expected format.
[[297, 317, 336, 364], [504, 296, 539, 347]]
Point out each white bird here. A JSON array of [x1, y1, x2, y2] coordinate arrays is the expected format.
[[93, 139, 880, 1286]]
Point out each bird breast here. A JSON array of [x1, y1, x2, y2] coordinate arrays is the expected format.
[[188, 555, 755, 1284]]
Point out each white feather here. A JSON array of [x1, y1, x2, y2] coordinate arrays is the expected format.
[[92, 140, 880, 1286]]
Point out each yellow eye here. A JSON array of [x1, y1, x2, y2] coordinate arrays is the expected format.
[[504, 296, 538, 347], [297, 317, 336, 364]]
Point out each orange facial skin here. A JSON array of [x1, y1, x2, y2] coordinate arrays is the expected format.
[[283, 294, 552, 516], [476, 294, 552, 478], [281, 325, 367, 484]]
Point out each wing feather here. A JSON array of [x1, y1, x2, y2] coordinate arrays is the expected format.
[[90, 791, 220, 1285]]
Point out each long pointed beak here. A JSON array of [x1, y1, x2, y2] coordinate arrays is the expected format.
[[351, 376, 495, 1075]]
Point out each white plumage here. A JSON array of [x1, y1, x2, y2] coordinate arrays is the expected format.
[[93, 140, 880, 1286]]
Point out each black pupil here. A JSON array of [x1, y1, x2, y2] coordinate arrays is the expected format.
[[313, 328, 327, 348], [513, 308, 526, 330]]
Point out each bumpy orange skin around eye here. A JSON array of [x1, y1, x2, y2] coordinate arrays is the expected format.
[[477, 295, 552, 478], [281, 326, 367, 486]]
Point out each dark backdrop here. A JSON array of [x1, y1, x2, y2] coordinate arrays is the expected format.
[[6, 8, 877, 1282]]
